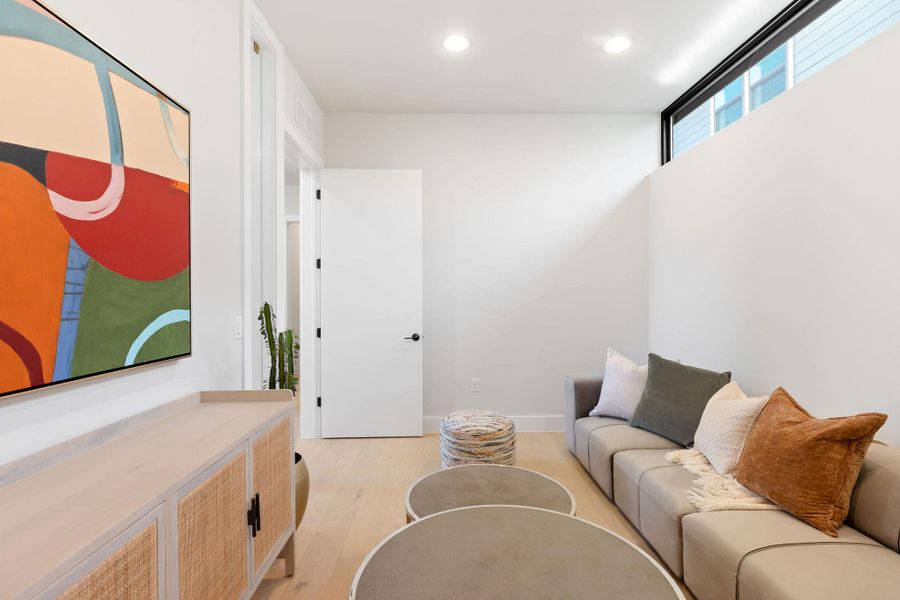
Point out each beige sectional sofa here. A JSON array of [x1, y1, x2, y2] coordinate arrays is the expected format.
[[565, 375, 900, 600]]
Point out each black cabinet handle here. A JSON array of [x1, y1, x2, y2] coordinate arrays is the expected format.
[[254, 493, 261, 532], [247, 497, 257, 538]]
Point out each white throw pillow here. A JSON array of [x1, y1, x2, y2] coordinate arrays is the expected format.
[[589, 348, 648, 421], [694, 382, 769, 475]]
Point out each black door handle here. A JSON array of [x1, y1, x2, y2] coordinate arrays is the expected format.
[[254, 493, 261, 532], [247, 497, 257, 538], [404, 333, 421, 341]]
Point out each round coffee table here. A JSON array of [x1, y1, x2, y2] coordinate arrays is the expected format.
[[405, 464, 575, 521], [351, 505, 685, 600]]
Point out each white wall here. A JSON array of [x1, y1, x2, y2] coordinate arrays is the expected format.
[[286, 222, 301, 335], [0, 0, 247, 466], [285, 183, 300, 216], [326, 114, 657, 430], [648, 24, 900, 443]]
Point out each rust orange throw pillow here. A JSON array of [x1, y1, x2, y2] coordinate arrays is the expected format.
[[734, 388, 886, 536]]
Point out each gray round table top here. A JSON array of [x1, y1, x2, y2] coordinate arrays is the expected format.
[[406, 464, 575, 520], [351, 505, 684, 600]]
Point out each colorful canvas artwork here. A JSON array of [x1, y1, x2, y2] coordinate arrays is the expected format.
[[0, 0, 191, 397]]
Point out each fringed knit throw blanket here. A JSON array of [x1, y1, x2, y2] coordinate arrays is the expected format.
[[665, 449, 779, 512]]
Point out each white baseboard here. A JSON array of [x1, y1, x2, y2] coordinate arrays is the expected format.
[[423, 414, 564, 433]]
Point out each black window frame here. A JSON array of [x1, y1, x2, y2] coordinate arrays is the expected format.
[[660, 0, 842, 164]]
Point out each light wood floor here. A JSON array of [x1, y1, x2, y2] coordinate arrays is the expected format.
[[253, 432, 693, 600]]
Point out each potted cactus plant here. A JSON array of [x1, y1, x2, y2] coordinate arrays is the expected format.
[[258, 302, 309, 528], [258, 302, 299, 393]]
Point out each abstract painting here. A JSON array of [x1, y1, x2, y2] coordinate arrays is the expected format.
[[0, 0, 190, 397]]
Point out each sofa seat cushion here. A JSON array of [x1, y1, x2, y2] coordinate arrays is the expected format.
[[574, 417, 625, 470], [638, 465, 699, 577], [739, 542, 900, 600], [587, 425, 680, 498], [612, 450, 675, 528], [682, 510, 879, 600]]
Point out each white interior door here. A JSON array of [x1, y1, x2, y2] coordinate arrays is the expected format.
[[321, 169, 423, 437]]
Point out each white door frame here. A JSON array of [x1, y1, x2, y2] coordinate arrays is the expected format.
[[283, 129, 322, 439], [241, 0, 324, 415], [241, 2, 279, 390]]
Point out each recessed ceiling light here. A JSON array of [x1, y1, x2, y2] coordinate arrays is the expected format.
[[604, 36, 632, 54], [442, 34, 470, 53]]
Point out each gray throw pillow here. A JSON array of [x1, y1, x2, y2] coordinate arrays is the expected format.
[[629, 353, 731, 446]]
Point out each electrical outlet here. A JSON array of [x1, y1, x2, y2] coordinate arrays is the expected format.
[[471, 378, 480, 393], [234, 316, 243, 339]]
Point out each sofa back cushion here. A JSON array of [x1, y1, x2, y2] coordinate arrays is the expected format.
[[589, 348, 647, 421], [630, 353, 731, 447], [734, 388, 887, 536], [848, 443, 900, 552], [694, 382, 769, 475]]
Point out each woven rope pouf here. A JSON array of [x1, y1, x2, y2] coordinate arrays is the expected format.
[[440, 410, 516, 468]]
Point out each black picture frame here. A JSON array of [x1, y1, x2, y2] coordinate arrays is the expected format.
[[0, 0, 192, 399]]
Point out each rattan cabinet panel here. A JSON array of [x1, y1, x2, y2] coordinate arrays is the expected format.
[[34, 507, 165, 600], [176, 450, 248, 600], [57, 522, 158, 600], [251, 415, 293, 575]]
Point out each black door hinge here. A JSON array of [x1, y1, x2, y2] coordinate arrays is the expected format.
[[316, 258, 321, 269], [316, 189, 321, 200], [316, 327, 321, 338], [316, 396, 322, 407]]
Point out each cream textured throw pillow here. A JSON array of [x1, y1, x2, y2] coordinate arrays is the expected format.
[[589, 349, 648, 420], [694, 382, 768, 475]]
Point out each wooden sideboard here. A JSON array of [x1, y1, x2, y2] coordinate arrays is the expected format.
[[0, 390, 296, 600]]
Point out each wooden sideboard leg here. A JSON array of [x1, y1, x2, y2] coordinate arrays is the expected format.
[[279, 532, 296, 577]]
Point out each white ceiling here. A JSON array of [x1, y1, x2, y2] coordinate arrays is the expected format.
[[256, 0, 789, 113]]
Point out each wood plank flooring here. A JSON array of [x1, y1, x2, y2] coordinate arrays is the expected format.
[[253, 432, 693, 600]]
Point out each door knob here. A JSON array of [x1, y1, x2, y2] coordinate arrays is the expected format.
[[404, 333, 421, 341]]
